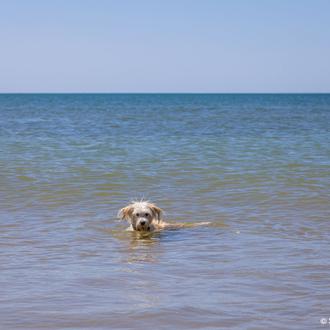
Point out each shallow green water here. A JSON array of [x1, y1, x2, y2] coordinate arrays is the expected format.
[[0, 94, 329, 329]]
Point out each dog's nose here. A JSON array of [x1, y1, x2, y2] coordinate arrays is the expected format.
[[140, 220, 146, 225]]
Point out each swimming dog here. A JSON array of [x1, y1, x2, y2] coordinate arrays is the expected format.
[[118, 201, 210, 232]]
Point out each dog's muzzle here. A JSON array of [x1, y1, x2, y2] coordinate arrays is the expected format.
[[136, 219, 151, 231]]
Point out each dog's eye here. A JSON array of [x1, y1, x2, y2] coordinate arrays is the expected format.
[[136, 213, 140, 217], [145, 213, 149, 217]]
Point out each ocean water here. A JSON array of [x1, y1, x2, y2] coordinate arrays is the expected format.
[[0, 93, 329, 330]]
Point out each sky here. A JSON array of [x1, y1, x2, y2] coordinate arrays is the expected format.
[[0, 0, 329, 93]]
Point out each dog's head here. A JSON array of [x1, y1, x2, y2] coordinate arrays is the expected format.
[[118, 201, 163, 231]]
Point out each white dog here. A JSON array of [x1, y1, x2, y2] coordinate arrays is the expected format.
[[118, 201, 210, 232]]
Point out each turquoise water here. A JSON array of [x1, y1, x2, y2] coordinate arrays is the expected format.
[[1, 94, 330, 329]]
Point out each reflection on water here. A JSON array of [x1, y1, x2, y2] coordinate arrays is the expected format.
[[108, 228, 163, 264], [0, 94, 330, 329]]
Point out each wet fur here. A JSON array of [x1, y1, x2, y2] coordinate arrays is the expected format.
[[118, 201, 210, 232]]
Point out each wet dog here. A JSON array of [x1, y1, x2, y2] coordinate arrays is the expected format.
[[118, 201, 210, 232]]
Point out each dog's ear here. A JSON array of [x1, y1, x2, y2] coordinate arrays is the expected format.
[[117, 205, 134, 220], [149, 203, 163, 222]]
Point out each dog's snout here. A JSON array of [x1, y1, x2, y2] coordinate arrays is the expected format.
[[140, 220, 146, 225]]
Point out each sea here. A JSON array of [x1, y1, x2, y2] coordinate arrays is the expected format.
[[0, 93, 329, 329]]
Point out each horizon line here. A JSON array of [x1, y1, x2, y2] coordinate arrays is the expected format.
[[0, 92, 330, 95]]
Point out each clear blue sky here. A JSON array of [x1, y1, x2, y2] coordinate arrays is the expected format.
[[0, 0, 329, 93]]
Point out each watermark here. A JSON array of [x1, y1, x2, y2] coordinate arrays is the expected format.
[[320, 318, 330, 325]]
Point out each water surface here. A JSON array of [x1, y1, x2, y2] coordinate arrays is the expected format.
[[1, 94, 330, 329]]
